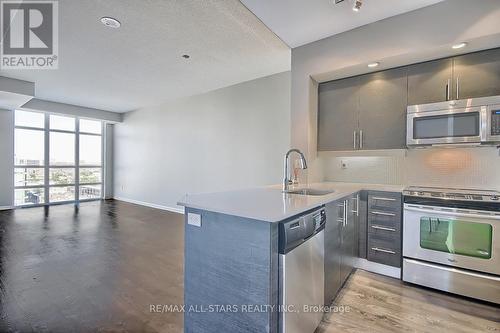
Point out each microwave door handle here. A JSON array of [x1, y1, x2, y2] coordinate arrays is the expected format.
[[405, 205, 500, 220]]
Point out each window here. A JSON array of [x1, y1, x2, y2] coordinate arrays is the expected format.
[[14, 111, 104, 207], [420, 217, 492, 259]]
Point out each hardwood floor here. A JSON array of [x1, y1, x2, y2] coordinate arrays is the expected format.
[[0, 200, 185, 332], [0, 200, 498, 332], [318, 270, 500, 333]]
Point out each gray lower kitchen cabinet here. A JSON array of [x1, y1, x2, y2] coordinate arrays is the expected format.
[[358, 68, 408, 149], [407, 58, 453, 105], [324, 200, 342, 305], [366, 191, 402, 268], [318, 76, 359, 151], [453, 48, 500, 100], [324, 194, 358, 305], [341, 194, 358, 283], [357, 191, 368, 259]]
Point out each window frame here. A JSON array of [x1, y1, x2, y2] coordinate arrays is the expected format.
[[14, 110, 105, 207]]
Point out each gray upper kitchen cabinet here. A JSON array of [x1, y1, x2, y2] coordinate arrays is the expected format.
[[324, 200, 342, 305], [452, 48, 500, 100], [358, 68, 408, 149], [318, 76, 359, 151], [407, 58, 453, 105]]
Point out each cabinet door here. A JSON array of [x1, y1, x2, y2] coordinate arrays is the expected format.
[[358, 68, 408, 149], [358, 191, 368, 259], [324, 200, 342, 305], [407, 58, 453, 105], [318, 77, 359, 151], [340, 196, 356, 284], [453, 48, 500, 100]]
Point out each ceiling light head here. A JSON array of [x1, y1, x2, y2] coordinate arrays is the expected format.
[[368, 62, 379, 68], [452, 42, 467, 49], [100, 17, 121, 28], [353, 0, 362, 12]]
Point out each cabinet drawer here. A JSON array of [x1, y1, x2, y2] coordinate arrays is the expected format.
[[368, 192, 401, 212], [368, 210, 400, 229], [368, 223, 400, 239], [367, 235, 401, 267]]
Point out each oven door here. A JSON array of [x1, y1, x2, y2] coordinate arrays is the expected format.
[[403, 204, 500, 275], [406, 107, 484, 146]]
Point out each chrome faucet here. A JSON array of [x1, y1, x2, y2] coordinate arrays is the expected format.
[[283, 149, 308, 191]]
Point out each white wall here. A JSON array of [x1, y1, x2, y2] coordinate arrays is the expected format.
[[0, 109, 14, 208], [291, 0, 500, 188], [113, 71, 291, 211]]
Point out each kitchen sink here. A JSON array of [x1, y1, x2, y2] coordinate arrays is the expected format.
[[284, 188, 335, 196]]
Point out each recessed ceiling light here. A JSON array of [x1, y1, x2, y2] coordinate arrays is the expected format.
[[182, 54, 190, 59], [452, 42, 467, 49], [368, 62, 379, 68], [100, 17, 121, 28], [353, 0, 362, 12]]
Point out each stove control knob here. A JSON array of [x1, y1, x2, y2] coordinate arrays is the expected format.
[[491, 196, 499, 201], [418, 192, 425, 196]]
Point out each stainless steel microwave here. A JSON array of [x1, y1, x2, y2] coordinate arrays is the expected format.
[[407, 95, 500, 147]]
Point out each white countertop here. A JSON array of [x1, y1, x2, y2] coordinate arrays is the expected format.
[[178, 182, 404, 222]]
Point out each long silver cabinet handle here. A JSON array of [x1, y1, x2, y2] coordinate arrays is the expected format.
[[370, 211, 396, 217], [351, 195, 359, 216], [446, 79, 450, 101], [353, 131, 357, 150], [359, 130, 363, 149], [343, 200, 348, 227], [456, 77, 459, 100], [371, 225, 396, 232], [371, 196, 396, 202], [371, 247, 396, 255]]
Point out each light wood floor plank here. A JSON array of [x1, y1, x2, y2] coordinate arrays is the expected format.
[[318, 270, 500, 333]]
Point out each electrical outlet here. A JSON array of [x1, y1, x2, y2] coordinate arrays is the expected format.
[[187, 213, 202, 227], [341, 160, 347, 169]]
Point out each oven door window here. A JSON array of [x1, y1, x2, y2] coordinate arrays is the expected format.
[[413, 112, 480, 139], [420, 217, 492, 259]]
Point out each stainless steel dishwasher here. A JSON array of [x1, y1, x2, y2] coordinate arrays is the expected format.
[[279, 207, 326, 333]]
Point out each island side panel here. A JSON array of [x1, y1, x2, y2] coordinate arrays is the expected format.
[[184, 208, 279, 333]]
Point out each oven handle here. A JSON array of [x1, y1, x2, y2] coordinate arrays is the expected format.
[[404, 205, 500, 220], [404, 259, 500, 281]]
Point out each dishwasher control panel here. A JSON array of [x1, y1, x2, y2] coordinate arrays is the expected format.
[[279, 207, 325, 254]]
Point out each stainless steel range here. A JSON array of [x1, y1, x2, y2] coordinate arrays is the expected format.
[[402, 186, 500, 304]]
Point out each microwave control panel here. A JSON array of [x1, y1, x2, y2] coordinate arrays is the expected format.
[[492, 110, 500, 136]]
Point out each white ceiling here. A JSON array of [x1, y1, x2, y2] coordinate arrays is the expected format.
[[240, 0, 445, 48], [0, 0, 290, 112]]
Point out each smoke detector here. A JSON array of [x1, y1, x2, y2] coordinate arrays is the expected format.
[[100, 17, 121, 28]]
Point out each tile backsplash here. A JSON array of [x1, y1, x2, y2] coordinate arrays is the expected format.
[[320, 147, 500, 190]]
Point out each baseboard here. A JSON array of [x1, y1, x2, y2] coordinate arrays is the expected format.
[[353, 258, 401, 279], [0, 206, 14, 211], [113, 197, 184, 214]]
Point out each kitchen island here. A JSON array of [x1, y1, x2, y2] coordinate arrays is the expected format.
[[178, 182, 403, 333]]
